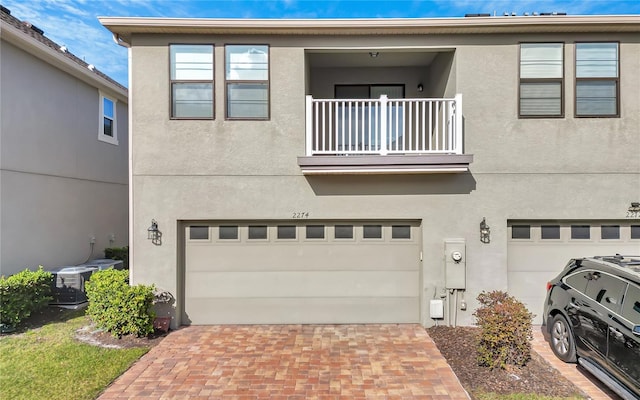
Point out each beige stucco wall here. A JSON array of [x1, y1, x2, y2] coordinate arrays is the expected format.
[[128, 32, 640, 327], [0, 40, 129, 275]]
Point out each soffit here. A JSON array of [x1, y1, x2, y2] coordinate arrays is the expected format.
[[99, 15, 640, 44]]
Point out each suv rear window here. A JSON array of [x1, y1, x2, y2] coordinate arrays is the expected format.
[[564, 271, 589, 293]]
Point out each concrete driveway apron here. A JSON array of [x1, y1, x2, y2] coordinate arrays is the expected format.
[[98, 324, 470, 400]]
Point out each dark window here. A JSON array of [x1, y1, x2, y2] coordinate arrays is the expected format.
[[100, 95, 117, 143], [565, 271, 590, 294], [363, 225, 382, 239], [306, 225, 325, 239], [392, 225, 411, 239], [571, 225, 590, 239], [575, 42, 619, 117], [601, 225, 620, 240], [512, 225, 531, 239], [277, 225, 296, 239], [541, 225, 560, 239], [248, 225, 267, 240], [219, 226, 238, 240], [584, 272, 626, 312], [519, 43, 563, 117], [631, 225, 640, 239], [225, 45, 269, 119], [621, 284, 640, 324], [170, 45, 214, 119], [190, 226, 209, 240], [103, 117, 113, 137], [335, 225, 353, 239]]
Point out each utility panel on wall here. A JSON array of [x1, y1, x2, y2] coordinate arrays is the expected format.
[[444, 239, 466, 289]]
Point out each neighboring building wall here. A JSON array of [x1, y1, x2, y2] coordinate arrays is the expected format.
[[0, 38, 128, 275], [126, 30, 639, 327]]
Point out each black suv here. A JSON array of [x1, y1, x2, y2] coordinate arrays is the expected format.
[[543, 255, 640, 400]]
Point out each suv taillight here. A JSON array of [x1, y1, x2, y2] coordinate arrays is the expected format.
[[546, 281, 553, 291]]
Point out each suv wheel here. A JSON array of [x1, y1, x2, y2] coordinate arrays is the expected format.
[[550, 314, 576, 362]]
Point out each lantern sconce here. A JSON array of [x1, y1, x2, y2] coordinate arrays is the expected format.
[[628, 202, 640, 218], [147, 219, 162, 245], [417, 83, 424, 92], [480, 217, 491, 244]]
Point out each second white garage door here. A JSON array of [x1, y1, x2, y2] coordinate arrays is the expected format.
[[183, 221, 421, 324], [508, 221, 640, 323]]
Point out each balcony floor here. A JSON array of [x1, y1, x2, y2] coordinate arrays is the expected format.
[[297, 154, 473, 175]]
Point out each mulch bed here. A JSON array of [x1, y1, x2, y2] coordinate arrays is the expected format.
[[427, 326, 586, 398]]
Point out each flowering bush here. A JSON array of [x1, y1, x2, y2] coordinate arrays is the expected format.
[[474, 290, 533, 369]]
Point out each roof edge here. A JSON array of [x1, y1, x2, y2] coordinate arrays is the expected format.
[[1, 17, 127, 98], [99, 15, 640, 44]]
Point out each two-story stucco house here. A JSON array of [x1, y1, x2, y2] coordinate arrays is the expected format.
[[100, 14, 640, 328], [1, 6, 128, 276]]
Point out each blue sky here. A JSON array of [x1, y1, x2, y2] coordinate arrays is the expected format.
[[4, 0, 640, 87]]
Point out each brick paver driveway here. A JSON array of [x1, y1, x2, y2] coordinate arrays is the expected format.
[[98, 324, 469, 399]]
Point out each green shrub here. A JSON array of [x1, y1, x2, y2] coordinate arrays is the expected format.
[[85, 269, 155, 337], [0, 267, 53, 327], [104, 246, 129, 269], [473, 290, 533, 370]]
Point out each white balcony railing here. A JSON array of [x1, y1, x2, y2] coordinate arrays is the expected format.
[[305, 94, 462, 156]]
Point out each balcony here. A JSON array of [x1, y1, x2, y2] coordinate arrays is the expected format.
[[298, 94, 473, 174]]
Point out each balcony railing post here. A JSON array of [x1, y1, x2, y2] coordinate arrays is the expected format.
[[455, 93, 463, 154], [305, 95, 313, 156], [379, 95, 388, 155]]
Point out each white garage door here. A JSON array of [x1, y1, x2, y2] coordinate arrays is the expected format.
[[183, 221, 421, 324], [508, 221, 640, 323]]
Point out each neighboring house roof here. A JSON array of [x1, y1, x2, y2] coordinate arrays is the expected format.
[[100, 14, 640, 45], [1, 5, 127, 101]]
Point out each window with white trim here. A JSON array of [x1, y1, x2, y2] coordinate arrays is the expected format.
[[519, 43, 564, 118], [99, 94, 118, 145], [575, 42, 619, 117], [225, 45, 269, 119], [170, 44, 214, 119]]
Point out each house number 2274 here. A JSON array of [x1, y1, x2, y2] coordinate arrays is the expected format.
[[292, 212, 310, 219]]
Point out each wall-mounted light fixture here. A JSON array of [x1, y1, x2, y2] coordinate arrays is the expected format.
[[147, 219, 162, 245], [480, 217, 491, 244], [629, 202, 640, 218], [417, 83, 424, 92], [369, 51, 379, 58]]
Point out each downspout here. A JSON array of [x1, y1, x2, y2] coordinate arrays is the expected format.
[[111, 33, 130, 49], [112, 33, 133, 284]]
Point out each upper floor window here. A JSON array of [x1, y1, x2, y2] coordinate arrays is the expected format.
[[519, 43, 564, 118], [225, 45, 269, 119], [170, 44, 214, 119], [575, 42, 619, 117], [99, 94, 118, 145]]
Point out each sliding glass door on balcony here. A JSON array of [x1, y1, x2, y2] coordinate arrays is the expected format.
[[334, 85, 404, 153]]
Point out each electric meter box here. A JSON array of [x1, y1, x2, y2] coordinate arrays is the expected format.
[[445, 239, 466, 289]]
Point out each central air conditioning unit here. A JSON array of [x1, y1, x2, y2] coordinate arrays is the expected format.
[[47, 259, 124, 306], [48, 266, 97, 305], [79, 258, 124, 271]]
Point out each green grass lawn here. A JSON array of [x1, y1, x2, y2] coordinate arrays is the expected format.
[[0, 309, 149, 400]]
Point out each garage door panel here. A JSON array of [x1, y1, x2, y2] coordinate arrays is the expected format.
[[184, 297, 419, 324], [186, 270, 419, 298], [186, 243, 419, 272], [184, 221, 421, 324], [508, 221, 640, 324]]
